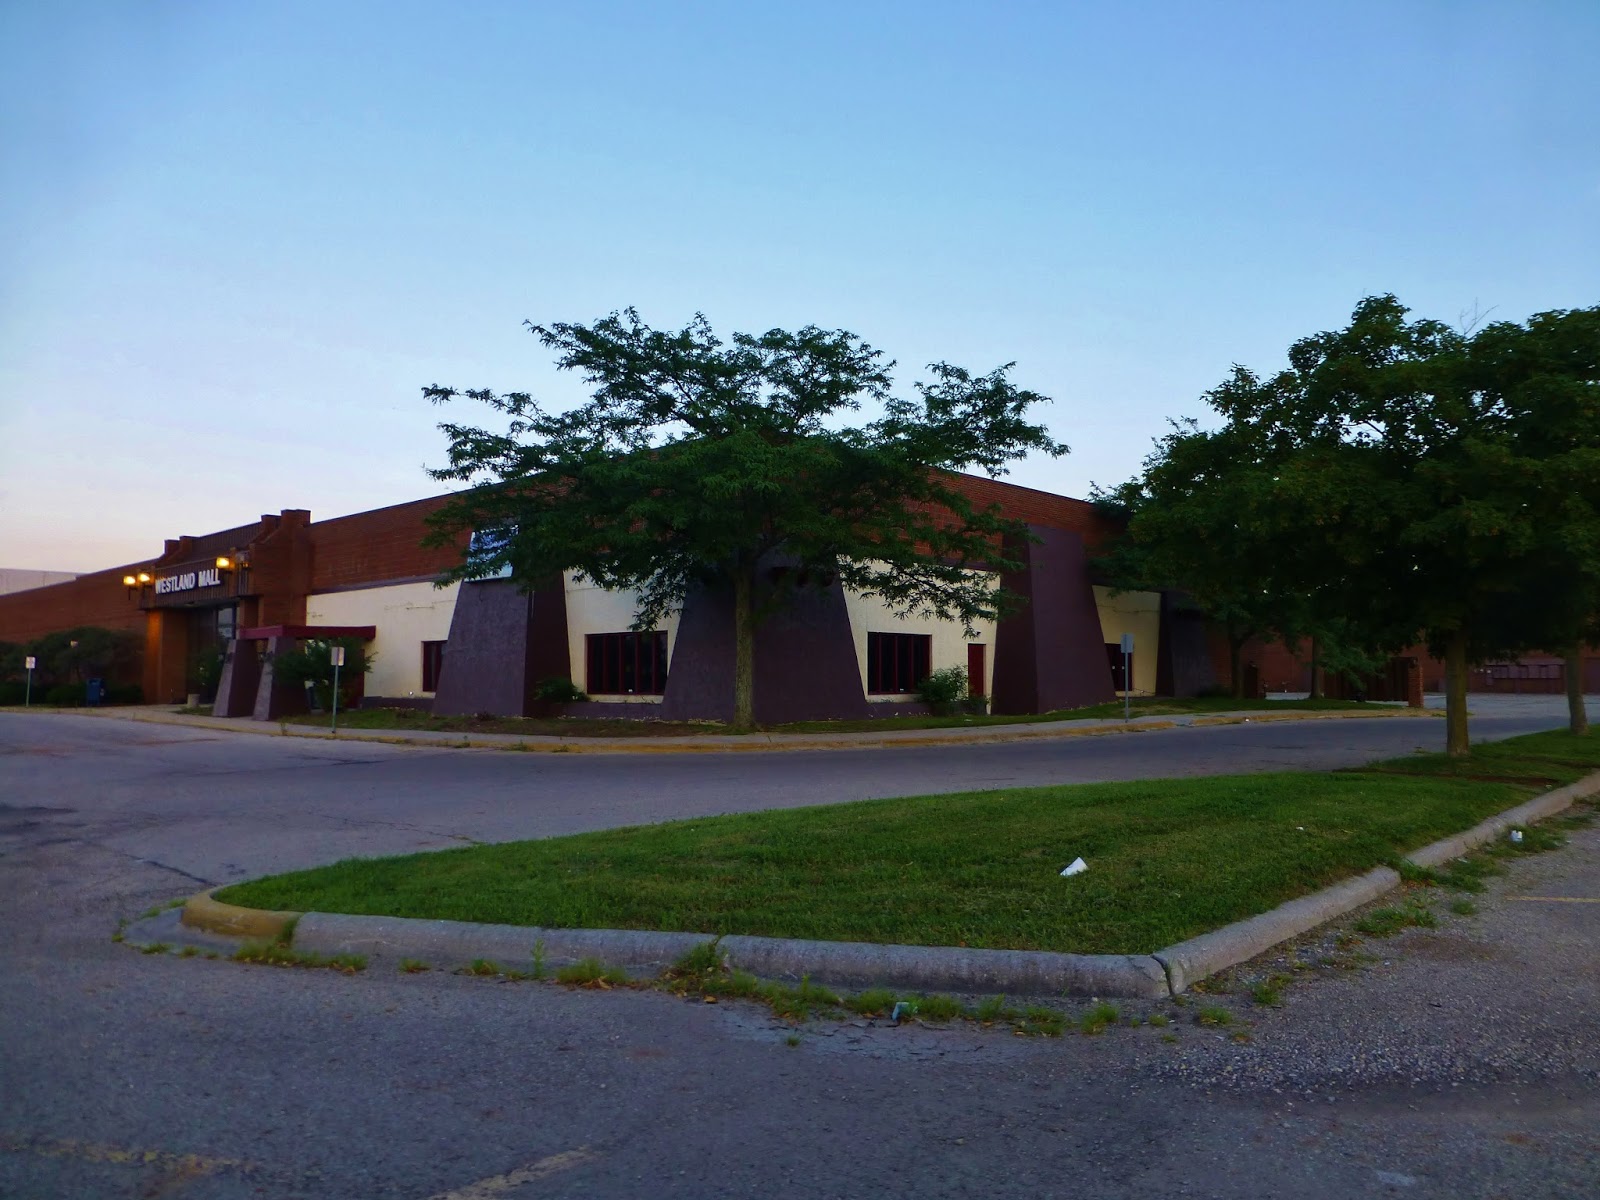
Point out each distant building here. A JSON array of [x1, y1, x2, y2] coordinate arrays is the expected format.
[[0, 568, 79, 597]]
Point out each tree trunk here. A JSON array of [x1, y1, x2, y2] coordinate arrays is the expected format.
[[732, 564, 756, 729], [1565, 642, 1588, 736], [1229, 635, 1245, 700], [1307, 637, 1321, 699], [1444, 629, 1470, 758]]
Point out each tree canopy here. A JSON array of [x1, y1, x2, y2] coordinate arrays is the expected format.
[[424, 310, 1065, 726], [1101, 295, 1600, 754]]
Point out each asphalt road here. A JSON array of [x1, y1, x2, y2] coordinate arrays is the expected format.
[[1, 702, 1596, 1198]]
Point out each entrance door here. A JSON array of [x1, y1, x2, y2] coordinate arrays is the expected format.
[[967, 643, 986, 698]]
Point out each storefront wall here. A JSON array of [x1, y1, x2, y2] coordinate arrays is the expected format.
[[563, 572, 682, 703], [1093, 586, 1162, 696], [841, 584, 998, 703], [306, 580, 460, 701]]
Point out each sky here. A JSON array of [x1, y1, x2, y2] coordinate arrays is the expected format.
[[2, 0, 1597, 572]]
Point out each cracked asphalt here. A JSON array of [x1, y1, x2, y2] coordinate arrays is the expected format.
[[1, 701, 1596, 1198]]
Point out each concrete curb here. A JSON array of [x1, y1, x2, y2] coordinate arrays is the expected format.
[[12, 702, 1434, 757], [180, 888, 301, 940], [287, 914, 1171, 999], [178, 769, 1599, 1000]]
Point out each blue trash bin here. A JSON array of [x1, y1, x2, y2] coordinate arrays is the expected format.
[[86, 678, 105, 706]]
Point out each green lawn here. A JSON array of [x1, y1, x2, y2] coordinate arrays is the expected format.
[[279, 694, 1390, 738], [216, 730, 1599, 956]]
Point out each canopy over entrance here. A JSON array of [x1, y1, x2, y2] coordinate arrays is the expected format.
[[239, 624, 376, 640]]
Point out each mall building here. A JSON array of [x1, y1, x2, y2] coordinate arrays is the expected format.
[[0, 475, 1218, 722]]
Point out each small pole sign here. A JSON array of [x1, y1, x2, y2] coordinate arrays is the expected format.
[[24, 656, 36, 707], [329, 645, 346, 733], [1120, 634, 1134, 721]]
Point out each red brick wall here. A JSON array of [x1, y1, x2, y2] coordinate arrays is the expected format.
[[948, 474, 1118, 547], [0, 566, 150, 646], [308, 495, 465, 592]]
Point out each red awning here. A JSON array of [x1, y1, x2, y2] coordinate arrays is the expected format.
[[238, 625, 377, 640]]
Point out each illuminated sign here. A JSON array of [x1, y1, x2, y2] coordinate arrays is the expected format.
[[154, 567, 223, 595]]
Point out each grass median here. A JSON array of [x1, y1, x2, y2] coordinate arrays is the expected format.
[[216, 729, 1600, 956]]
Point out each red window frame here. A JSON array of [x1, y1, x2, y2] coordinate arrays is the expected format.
[[586, 631, 669, 695], [867, 632, 932, 694], [421, 641, 446, 692]]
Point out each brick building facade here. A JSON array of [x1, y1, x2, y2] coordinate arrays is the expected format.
[[0, 476, 1207, 720]]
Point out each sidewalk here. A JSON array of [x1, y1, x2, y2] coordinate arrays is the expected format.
[[6, 701, 1437, 754]]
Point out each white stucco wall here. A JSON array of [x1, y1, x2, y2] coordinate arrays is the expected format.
[[563, 573, 680, 702], [1093, 586, 1161, 696], [306, 580, 460, 698], [841, 583, 997, 703]]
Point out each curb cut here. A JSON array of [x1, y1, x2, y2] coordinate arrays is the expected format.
[[180, 889, 301, 940], [179, 769, 1600, 1000]]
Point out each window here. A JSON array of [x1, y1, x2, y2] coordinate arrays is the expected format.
[[1106, 643, 1133, 691], [421, 641, 446, 692], [867, 632, 931, 694], [586, 631, 669, 694]]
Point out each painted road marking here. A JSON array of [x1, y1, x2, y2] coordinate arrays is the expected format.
[[426, 1148, 596, 1200], [0, 1132, 253, 1176], [1509, 896, 1600, 903]]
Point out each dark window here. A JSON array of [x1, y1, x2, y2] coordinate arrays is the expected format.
[[1106, 643, 1133, 691], [586, 631, 669, 695], [421, 641, 446, 692], [867, 632, 931, 694]]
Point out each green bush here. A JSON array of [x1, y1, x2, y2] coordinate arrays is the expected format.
[[917, 666, 970, 715], [44, 683, 83, 706], [534, 676, 589, 703], [268, 638, 373, 710]]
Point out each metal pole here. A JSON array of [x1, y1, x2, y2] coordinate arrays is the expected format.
[[25, 667, 32, 708], [331, 662, 341, 733], [1123, 649, 1130, 721]]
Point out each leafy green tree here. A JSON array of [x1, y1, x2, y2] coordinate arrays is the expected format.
[[1182, 296, 1599, 755], [1094, 414, 1331, 698], [1468, 306, 1600, 733], [423, 309, 1065, 727]]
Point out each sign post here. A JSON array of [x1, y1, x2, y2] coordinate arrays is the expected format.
[[329, 645, 346, 734], [24, 656, 36, 707], [1120, 634, 1134, 721]]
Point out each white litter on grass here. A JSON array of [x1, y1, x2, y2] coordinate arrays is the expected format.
[[1059, 857, 1088, 877]]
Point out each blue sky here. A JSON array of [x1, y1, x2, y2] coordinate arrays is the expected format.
[[2, 0, 1596, 571]]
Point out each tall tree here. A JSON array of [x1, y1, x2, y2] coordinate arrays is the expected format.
[[1094, 415, 1311, 697], [1470, 306, 1600, 734], [424, 310, 1065, 727]]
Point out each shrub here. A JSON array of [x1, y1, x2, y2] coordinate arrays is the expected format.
[[268, 638, 372, 710], [534, 676, 589, 703], [917, 666, 969, 715], [44, 683, 84, 706]]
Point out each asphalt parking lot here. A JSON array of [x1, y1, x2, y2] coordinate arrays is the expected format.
[[1, 699, 1596, 1198]]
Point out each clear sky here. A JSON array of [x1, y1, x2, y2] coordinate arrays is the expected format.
[[2, 0, 1596, 572]]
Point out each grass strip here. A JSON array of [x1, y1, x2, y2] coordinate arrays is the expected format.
[[279, 695, 1389, 739], [215, 729, 1600, 957]]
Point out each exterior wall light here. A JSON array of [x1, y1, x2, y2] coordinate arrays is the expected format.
[[126, 571, 154, 598], [216, 556, 234, 571]]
